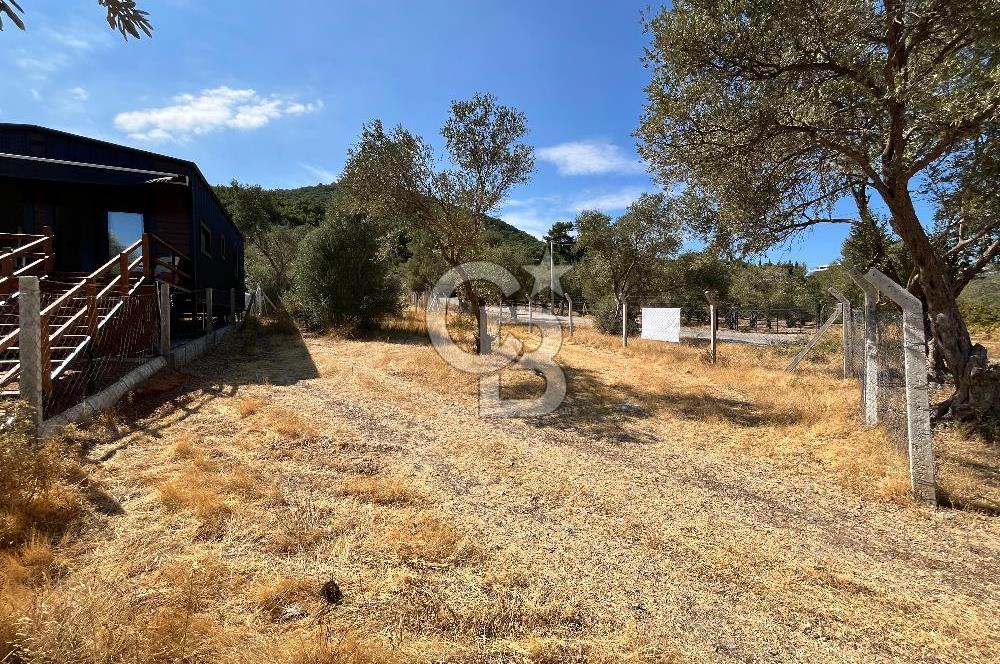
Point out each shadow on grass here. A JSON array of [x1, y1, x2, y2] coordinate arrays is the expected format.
[[507, 363, 801, 445], [86, 320, 319, 461]]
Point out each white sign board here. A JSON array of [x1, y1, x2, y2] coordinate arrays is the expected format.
[[641, 307, 681, 343]]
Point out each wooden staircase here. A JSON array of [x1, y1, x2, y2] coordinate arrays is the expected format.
[[0, 233, 191, 403]]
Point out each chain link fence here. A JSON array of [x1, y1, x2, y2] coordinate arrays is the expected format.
[[845, 306, 913, 455]]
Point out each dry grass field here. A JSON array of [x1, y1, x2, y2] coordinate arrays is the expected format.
[[2, 313, 999, 663]]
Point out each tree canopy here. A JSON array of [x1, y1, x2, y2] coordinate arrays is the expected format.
[[575, 192, 682, 306], [638, 0, 1000, 413], [339, 93, 534, 346]]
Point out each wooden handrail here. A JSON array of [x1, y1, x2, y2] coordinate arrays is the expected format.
[[41, 238, 143, 317], [0, 234, 50, 269], [148, 233, 190, 262], [0, 232, 46, 241]]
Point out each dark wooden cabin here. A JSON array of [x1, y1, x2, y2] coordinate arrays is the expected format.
[[0, 123, 244, 293], [0, 124, 245, 406]]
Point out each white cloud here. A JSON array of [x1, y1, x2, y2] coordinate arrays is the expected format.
[[570, 187, 648, 212], [497, 186, 652, 238], [16, 52, 69, 77], [300, 163, 338, 183], [68, 87, 89, 101], [536, 140, 644, 176], [44, 28, 103, 50], [114, 87, 323, 142]]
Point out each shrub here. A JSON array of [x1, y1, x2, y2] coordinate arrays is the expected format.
[[0, 403, 84, 548], [288, 217, 401, 335], [591, 296, 640, 336]]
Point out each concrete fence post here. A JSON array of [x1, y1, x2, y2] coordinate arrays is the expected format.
[[205, 289, 214, 335], [709, 304, 718, 364], [527, 297, 532, 328], [864, 268, 936, 506], [566, 294, 574, 337], [705, 289, 719, 364], [18, 276, 43, 429], [848, 270, 879, 425], [478, 305, 491, 355], [622, 299, 628, 348], [829, 288, 853, 379], [158, 282, 171, 359]]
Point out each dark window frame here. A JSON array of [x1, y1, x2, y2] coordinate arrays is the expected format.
[[199, 223, 212, 257]]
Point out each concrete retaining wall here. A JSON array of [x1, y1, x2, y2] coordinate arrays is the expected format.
[[40, 325, 236, 437]]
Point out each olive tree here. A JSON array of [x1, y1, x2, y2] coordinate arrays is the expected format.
[[339, 93, 534, 348], [575, 192, 682, 314], [638, 0, 1000, 419]]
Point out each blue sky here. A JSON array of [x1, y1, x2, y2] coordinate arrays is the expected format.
[[0, 0, 881, 267]]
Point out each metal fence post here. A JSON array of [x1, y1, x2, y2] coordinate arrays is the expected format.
[[159, 282, 171, 359], [229, 288, 236, 325], [864, 269, 936, 506], [848, 270, 879, 425], [829, 288, 853, 379], [18, 276, 43, 429], [527, 297, 532, 328]]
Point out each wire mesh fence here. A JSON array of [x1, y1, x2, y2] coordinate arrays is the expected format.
[[845, 305, 908, 453], [42, 288, 159, 418], [873, 309, 908, 454]]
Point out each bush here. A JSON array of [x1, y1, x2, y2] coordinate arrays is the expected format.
[[0, 403, 84, 548], [591, 296, 640, 336], [288, 217, 401, 335]]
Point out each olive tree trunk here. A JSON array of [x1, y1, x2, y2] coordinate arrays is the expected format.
[[887, 188, 1000, 421]]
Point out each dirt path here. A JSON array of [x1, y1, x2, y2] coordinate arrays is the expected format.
[[32, 323, 1000, 663]]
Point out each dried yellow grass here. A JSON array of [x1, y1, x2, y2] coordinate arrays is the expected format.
[[340, 475, 423, 505], [0, 317, 997, 663]]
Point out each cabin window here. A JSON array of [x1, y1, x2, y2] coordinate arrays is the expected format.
[[200, 223, 212, 257], [108, 212, 144, 256], [220, 234, 227, 260]]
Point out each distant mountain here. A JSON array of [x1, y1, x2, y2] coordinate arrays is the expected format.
[[270, 183, 339, 212], [269, 183, 541, 248]]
